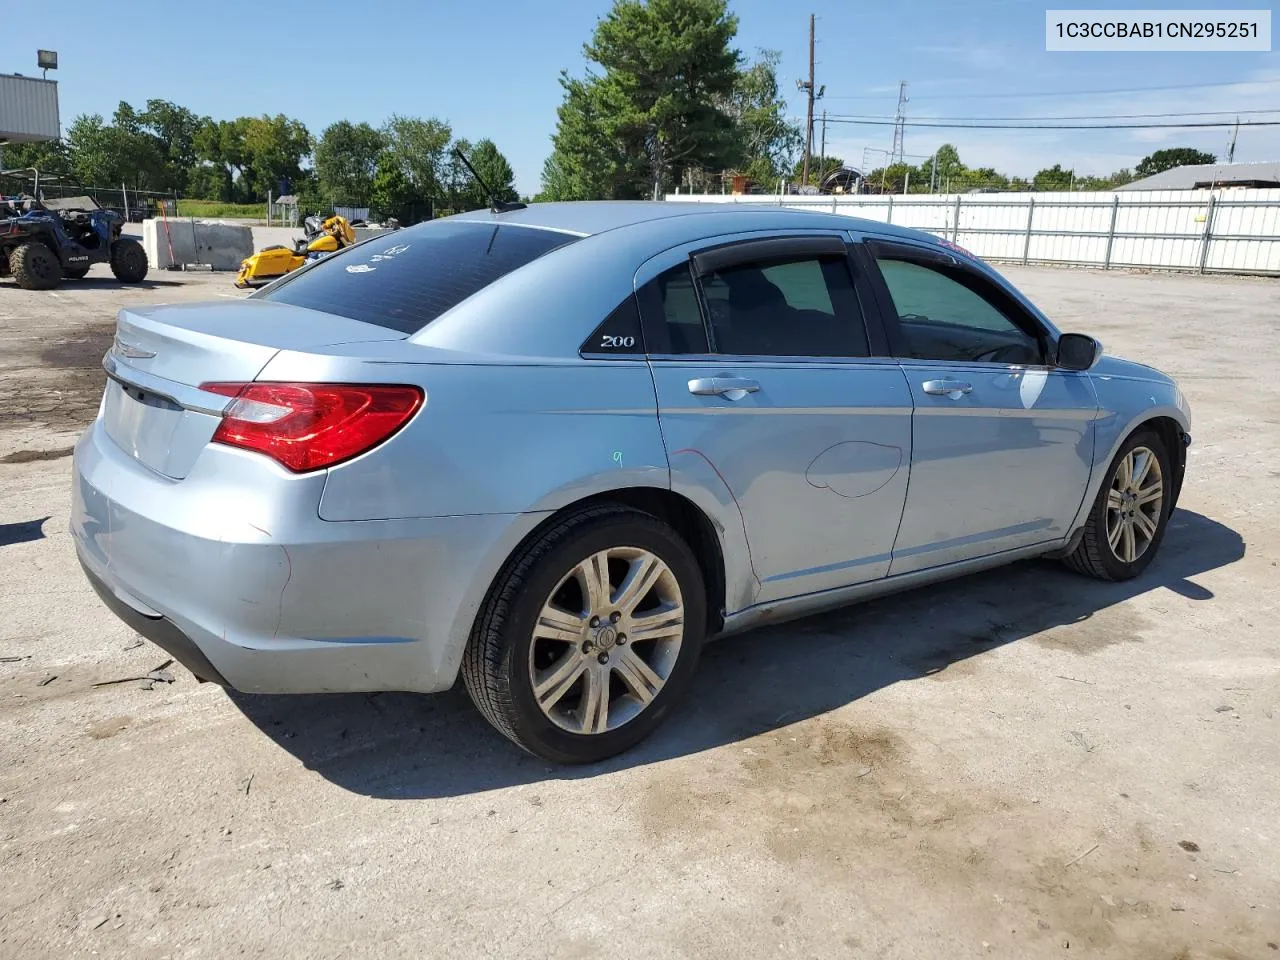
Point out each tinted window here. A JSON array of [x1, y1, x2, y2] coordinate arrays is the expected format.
[[701, 255, 868, 358], [637, 264, 710, 354], [260, 221, 578, 334], [875, 257, 1042, 364], [581, 295, 644, 356]]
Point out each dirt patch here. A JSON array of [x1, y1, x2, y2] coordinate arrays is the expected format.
[[637, 714, 1273, 957], [1, 446, 74, 464], [38, 323, 117, 370], [0, 323, 113, 435], [1028, 603, 1154, 654], [88, 716, 131, 740]]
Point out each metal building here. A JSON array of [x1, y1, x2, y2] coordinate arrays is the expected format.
[[1118, 161, 1280, 191], [0, 73, 60, 144]]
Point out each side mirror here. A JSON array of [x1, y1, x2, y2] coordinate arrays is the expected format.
[[1055, 333, 1102, 371]]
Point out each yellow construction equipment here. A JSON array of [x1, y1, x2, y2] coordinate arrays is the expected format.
[[234, 214, 357, 288]]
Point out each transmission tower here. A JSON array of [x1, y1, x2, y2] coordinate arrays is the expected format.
[[890, 81, 909, 165]]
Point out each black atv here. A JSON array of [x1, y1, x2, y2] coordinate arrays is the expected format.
[[0, 194, 148, 290]]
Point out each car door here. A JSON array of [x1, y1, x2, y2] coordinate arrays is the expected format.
[[856, 237, 1098, 575], [638, 231, 914, 605]]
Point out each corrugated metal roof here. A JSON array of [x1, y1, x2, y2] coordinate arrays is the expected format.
[[0, 74, 60, 143], [1118, 161, 1280, 190]]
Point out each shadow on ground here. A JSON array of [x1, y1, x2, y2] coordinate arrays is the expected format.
[[229, 509, 1243, 798], [0, 516, 49, 547], [63, 278, 189, 289]]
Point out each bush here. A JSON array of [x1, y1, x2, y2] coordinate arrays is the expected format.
[[174, 200, 266, 219]]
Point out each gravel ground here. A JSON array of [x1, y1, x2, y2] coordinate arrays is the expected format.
[[0, 264, 1277, 959]]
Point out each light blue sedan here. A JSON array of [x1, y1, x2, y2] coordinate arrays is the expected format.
[[70, 202, 1191, 762]]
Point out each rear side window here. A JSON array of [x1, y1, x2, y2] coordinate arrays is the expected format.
[[636, 264, 710, 354], [260, 221, 579, 334], [700, 255, 868, 358]]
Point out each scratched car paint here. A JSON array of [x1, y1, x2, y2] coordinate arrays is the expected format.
[[69, 201, 1191, 763]]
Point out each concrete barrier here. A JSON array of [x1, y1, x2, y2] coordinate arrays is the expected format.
[[141, 220, 401, 270], [143, 219, 254, 271], [246, 225, 396, 253]]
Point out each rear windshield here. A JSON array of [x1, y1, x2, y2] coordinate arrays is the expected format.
[[259, 220, 579, 334]]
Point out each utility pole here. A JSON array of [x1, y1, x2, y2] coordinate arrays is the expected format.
[[891, 81, 909, 165], [1227, 115, 1239, 163], [819, 110, 827, 185], [801, 14, 816, 186]]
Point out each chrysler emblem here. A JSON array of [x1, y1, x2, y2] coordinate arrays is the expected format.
[[113, 335, 156, 359]]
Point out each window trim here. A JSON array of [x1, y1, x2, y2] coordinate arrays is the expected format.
[[860, 238, 1053, 367], [690, 235, 849, 277], [635, 230, 881, 364]]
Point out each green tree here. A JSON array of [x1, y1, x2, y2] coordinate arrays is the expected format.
[[927, 144, 963, 188], [726, 48, 801, 186], [458, 138, 518, 209], [315, 120, 385, 206], [791, 154, 844, 186], [139, 99, 205, 192], [369, 150, 425, 223], [1135, 147, 1216, 178], [185, 164, 226, 201], [964, 167, 1008, 191], [865, 162, 915, 193], [65, 114, 161, 190], [240, 114, 312, 199], [544, 0, 742, 200], [0, 139, 74, 183], [1032, 163, 1075, 191], [540, 74, 640, 200], [381, 115, 453, 200], [194, 118, 249, 201], [591, 0, 741, 198]]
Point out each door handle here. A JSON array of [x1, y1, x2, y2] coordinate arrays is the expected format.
[[922, 378, 973, 397], [688, 377, 761, 399]]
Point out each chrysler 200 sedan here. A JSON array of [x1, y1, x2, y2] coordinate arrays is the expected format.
[[71, 202, 1191, 763]]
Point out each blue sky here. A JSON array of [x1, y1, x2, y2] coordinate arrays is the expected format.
[[6, 0, 1277, 194]]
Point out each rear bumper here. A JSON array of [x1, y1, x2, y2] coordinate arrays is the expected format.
[[70, 418, 544, 694], [81, 559, 229, 686]]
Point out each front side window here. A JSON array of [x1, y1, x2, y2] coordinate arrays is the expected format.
[[874, 257, 1043, 365]]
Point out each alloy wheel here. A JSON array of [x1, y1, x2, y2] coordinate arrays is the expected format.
[[528, 547, 685, 735], [1105, 445, 1164, 564]]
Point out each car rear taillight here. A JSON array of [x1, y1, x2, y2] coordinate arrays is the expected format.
[[200, 382, 423, 473]]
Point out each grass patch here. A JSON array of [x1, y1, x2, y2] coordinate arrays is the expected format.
[[175, 200, 265, 219]]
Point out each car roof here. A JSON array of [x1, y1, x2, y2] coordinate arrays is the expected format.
[[448, 200, 938, 246]]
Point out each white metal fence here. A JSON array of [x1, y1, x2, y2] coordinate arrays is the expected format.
[[665, 188, 1280, 276]]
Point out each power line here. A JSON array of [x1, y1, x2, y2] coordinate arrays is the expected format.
[[821, 77, 1280, 101], [818, 118, 1280, 131], [825, 108, 1280, 122]]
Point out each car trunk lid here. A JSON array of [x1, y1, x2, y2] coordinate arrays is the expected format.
[[102, 300, 406, 479]]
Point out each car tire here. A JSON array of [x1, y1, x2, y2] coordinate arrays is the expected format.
[[9, 242, 62, 290], [110, 238, 149, 283], [1063, 428, 1172, 581], [64, 266, 91, 279], [462, 504, 706, 763]]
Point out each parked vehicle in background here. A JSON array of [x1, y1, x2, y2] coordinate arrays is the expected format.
[[0, 193, 148, 290], [69, 202, 1190, 763], [234, 214, 359, 288]]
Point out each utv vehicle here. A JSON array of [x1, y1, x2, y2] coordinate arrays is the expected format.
[[0, 194, 148, 290]]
